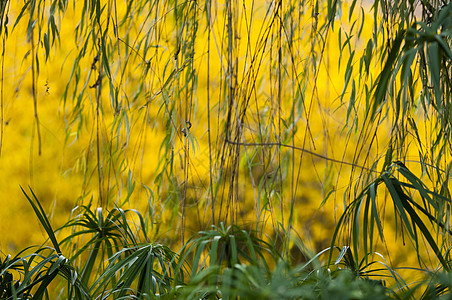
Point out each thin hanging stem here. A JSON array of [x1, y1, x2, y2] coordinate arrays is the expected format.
[[31, 27, 41, 156], [206, 0, 215, 225]]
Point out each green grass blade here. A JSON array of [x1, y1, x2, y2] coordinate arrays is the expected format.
[[20, 186, 61, 254]]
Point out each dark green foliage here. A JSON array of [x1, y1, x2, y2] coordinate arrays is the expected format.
[[0, 247, 89, 299], [0, 189, 396, 299]]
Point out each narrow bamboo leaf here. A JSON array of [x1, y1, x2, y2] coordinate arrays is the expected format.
[[229, 235, 238, 266], [43, 33, 50, 60], [348, 0, 357, 21], [49, 14, 59, 43], [435, 34, 452, 60], [243, 230, 257, 263], [80, 239, 101, 286], [370, 181, 384, 242], [190, 240, 207, 279], [353, 199, 361, 257], [358, 7, 365, 38], [381, 174, 415, 239], [396, 163, 437, 209], [363, 193, 370, 257], [382, 144, 393, 172], [209, 236, 221, 266], [222, 268, 233, 300], [372, 31, 405, 119], [33, 271, 59, 300], [13, 1, 30, 30], [427, 42, 442, 110], [401, 196, 450, 271], [21, 186, 62, 254], [364, 39, 373, 74], [328, 208, 349, 265]]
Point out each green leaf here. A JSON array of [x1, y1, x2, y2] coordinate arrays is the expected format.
[[370, 181, 384, 242], [381, 174, 415, 239], [21, 186, 61, 254], [427, 42, 442, 110], [372, 31, 405, 119], [43, 33, 50, 60]]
